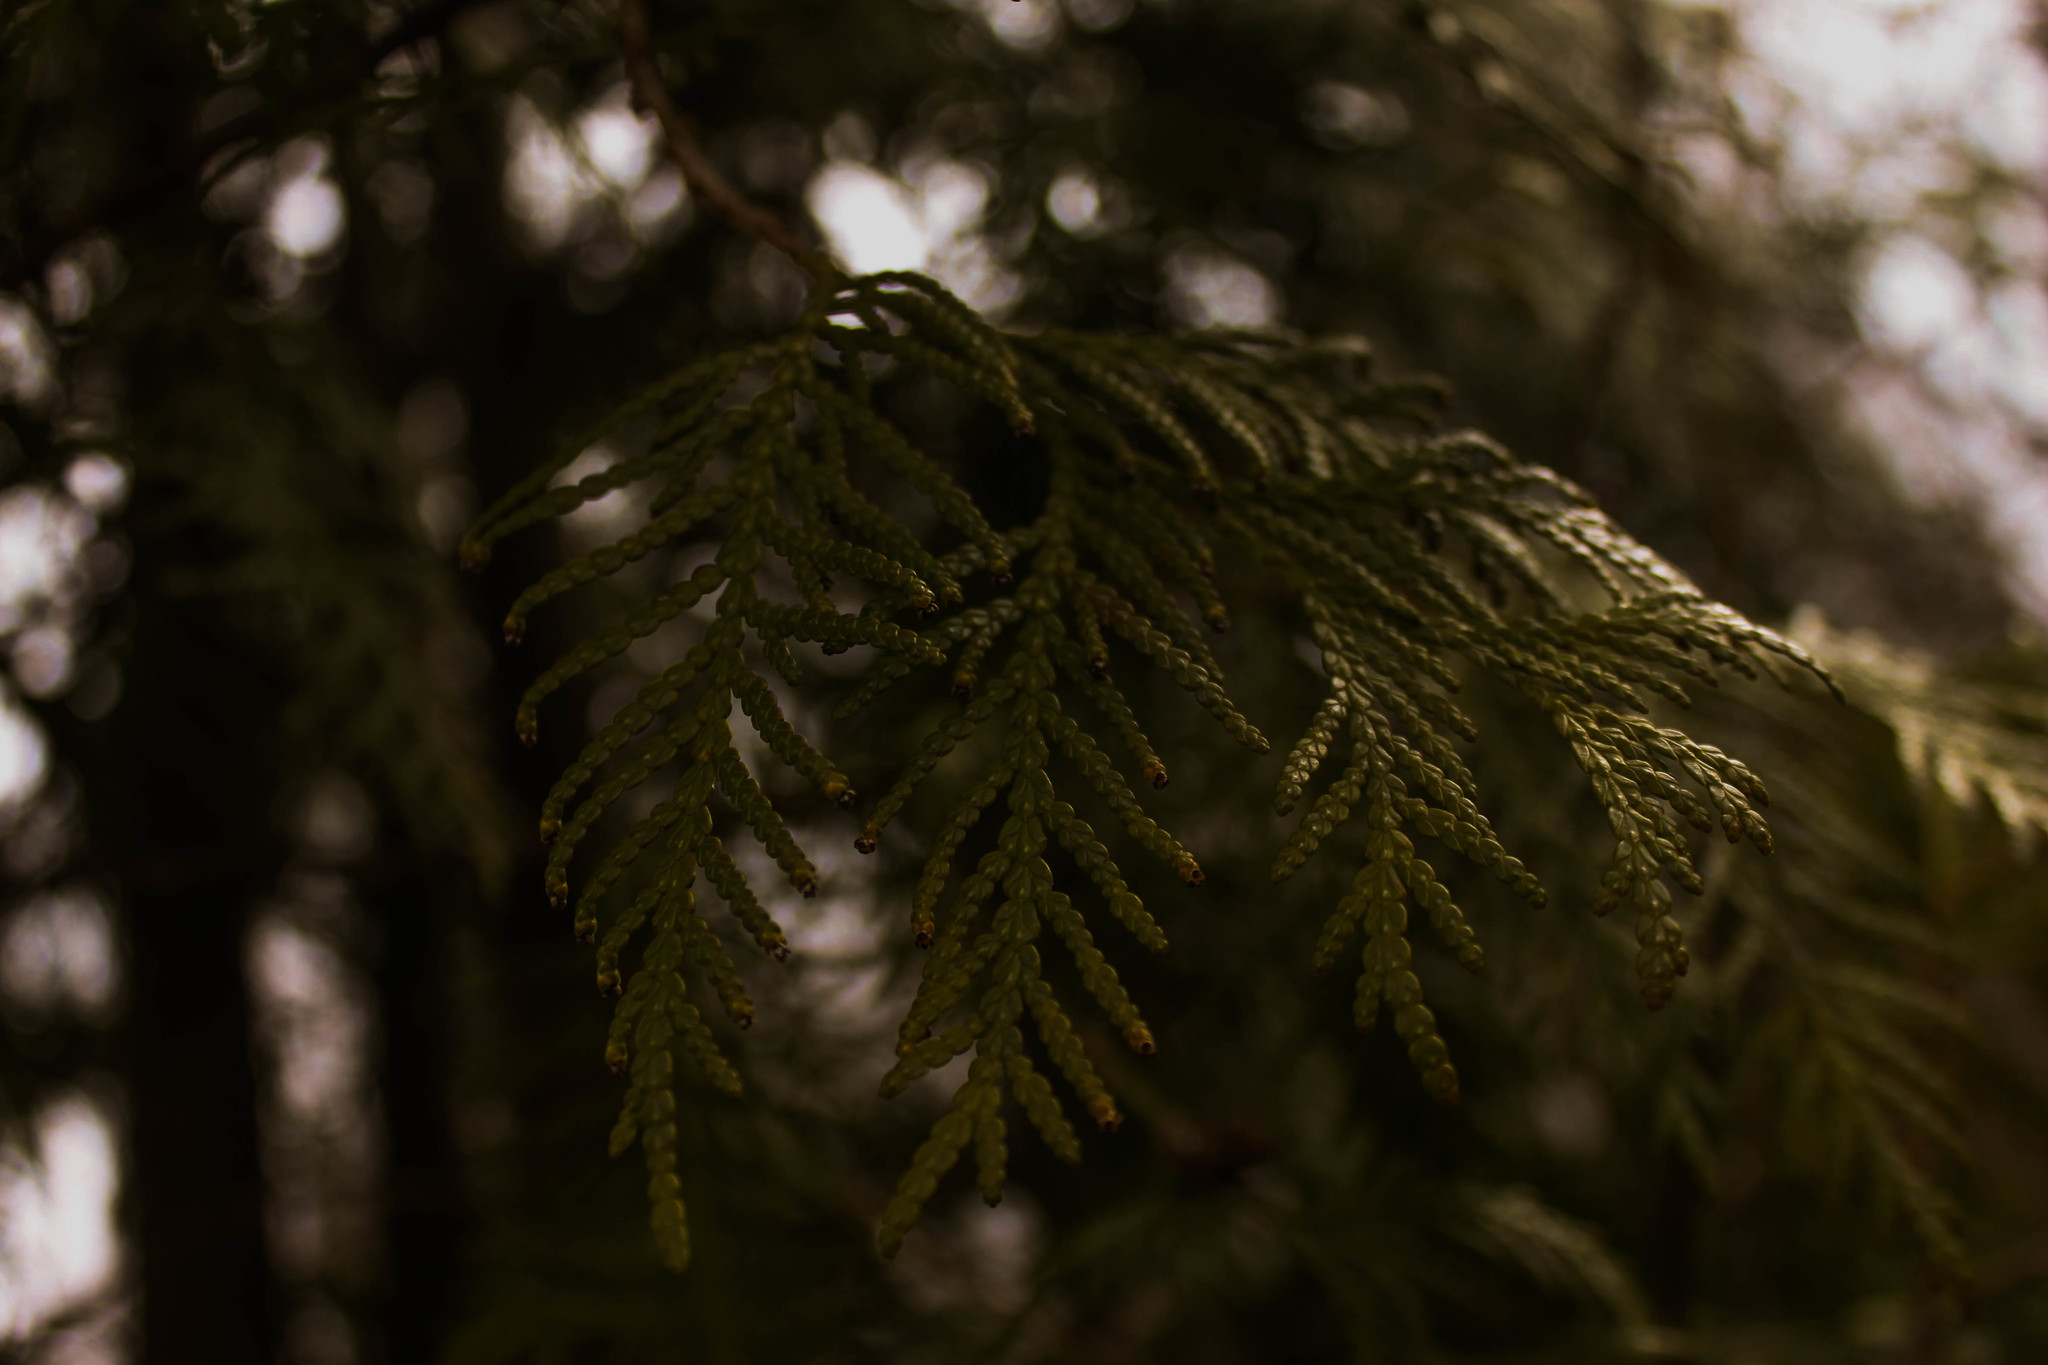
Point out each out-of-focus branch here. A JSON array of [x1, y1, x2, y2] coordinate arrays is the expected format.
[[617, 0, 818, 265], [0, 0, 481, 291]]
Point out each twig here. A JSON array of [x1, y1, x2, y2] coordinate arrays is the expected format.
[[0, 0, 482, 291], [617, 0, 818, 265]]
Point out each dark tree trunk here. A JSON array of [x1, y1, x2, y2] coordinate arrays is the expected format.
[[99, 600, 284, 1364], [366, 857, 471, 1364]]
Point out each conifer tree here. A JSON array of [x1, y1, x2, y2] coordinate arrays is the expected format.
[[1, 2, 2045, 1362]]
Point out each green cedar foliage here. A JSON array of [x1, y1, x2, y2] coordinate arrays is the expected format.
[[1802, 612, 2048, 851], [467, 266, 1829, 1268]]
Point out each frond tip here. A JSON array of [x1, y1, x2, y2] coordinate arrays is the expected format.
[[1799, 607, 2048, 851], [472, 269, 1829, 1266]]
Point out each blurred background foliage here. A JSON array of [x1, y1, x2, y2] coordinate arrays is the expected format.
[[0, 0, 2046, 1361]]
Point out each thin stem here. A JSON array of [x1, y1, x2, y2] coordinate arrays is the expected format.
[[618, 0, 822, 268]]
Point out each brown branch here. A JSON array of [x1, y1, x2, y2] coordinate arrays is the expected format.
[[617, 0, 818, 265], [0, 0, 482, 291]]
